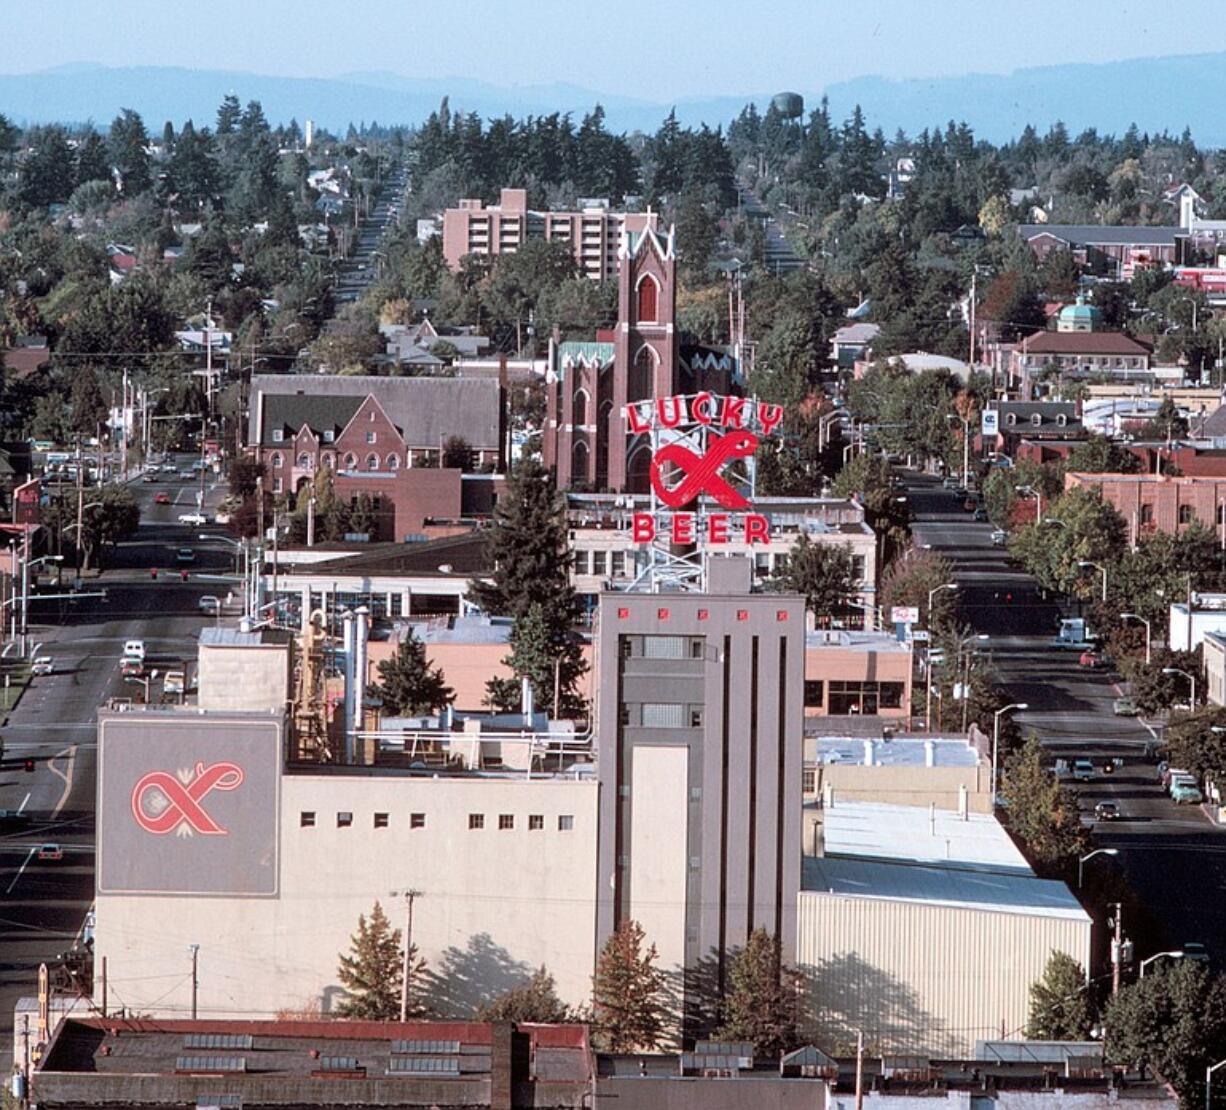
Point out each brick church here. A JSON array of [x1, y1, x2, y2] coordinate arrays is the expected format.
[[543, 224, 739, 493]]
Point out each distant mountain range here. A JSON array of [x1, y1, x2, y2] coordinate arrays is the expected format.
[[1, 53, 1224, 145]]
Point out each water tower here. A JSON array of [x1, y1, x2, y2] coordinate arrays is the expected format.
[[771, 92, 804, 119]]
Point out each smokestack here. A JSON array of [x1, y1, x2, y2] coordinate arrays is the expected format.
[[521, 675, 534, 726], [353, 607, 370, 738], [924, 739, 936, 767], [341, 610, 355, 763], [862, 739, 875, 767]]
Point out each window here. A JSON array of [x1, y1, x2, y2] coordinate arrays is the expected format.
[[689, 708, 703, 728], [272, 428, 285, 442], [272, 477, 282, 494], [804, 680, 825, 708], [366, 430, 377, 443], [498, 814, 514, 830], [642, 635, 686, 659], [619, 705, 631, 726], [410, 812, 426, 829], [468, 813, 485, 830], [337, 812, 353, 828], [322, 452, 334, 469], [528, 815, 544, 830], [300, 811, 316, 827], [1140, 503, 1154, 525], [827, 680, 905, 715], [637, 274, 659, 322], [296, 453, 312, 468], [690, 639, 704, 659], [591, 550, 608, 576], [802, 768, 816, 794], [851, 556, 867, 582], [1031, 412, 1042, 427], [323, 429, 335, 443], [1005, 413, 1016, 426], [271, 452, 283, 469], [366, 453, 379, 471], [558, 814, 574, 831], [373, 812, 389, 829], [387, 453, 400, 470], [572, 387, 588, 425], [344, 453, 357, 469], [641, 703, 686, 728], [1179, 504, 1194, 525]]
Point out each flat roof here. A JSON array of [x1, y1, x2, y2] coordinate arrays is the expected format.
[[808, 737, 980, 769], [805, 630, 910, 653], [818, 801, 1029, 871], [801, 856, 1088, 919]]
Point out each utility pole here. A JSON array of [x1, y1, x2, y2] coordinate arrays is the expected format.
[[398, 889, 423, 1022], [968, 270, 977, 369], [1112, 903, 1122, 996], [306, 496, 316, 548], [854, 1029, 864, 1110], [189, 944, 199, 1019]]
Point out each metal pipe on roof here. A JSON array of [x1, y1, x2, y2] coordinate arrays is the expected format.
[[341, 610, 355, 763]]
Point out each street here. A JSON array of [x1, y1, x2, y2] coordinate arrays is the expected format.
[[908, 471, 1225, 973], [0, 456, 233, 1068]]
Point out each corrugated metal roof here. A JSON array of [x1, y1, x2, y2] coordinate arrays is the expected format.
[[801, 855, 1087, 919], [808, 737, 980, 769], [1020, 223, 1183, 246]]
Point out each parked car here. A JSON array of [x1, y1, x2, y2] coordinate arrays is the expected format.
[[154, 492, 171, 505], [1182, 942, 1210, 964], [37, 844, 63, 861], [1163, 766, 1191, 790], [141, 472, 158, 483], [1094, 801, 1121, 821], [160, 463, 177, 474], [973, 507, 989, 522], [942, 477, 959, 490], [1171, 780, 1204, 804], [123, 639, 146, 661], [178, 468, 194, 479], [991, 529, 1007, 546], [1112, 697, 1139, 716], [198, 595, 220, 614], [163, 670, 185, 696], [1072, 759, 1096, 782], [178, 512, 207, 525], [175, 547, 195, 564], [1079, 650, 1105, 668], [120, 658, 145, 678], [30, 656, 54, 675]]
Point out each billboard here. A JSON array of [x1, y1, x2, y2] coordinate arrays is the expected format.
[[981, 409, 1000, 437], [97, 713, 282, 897]]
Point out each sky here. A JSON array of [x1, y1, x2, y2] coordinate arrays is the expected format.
[[4, 0, 1226, 101]]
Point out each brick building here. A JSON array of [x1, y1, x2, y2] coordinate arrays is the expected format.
[[247, 375, 505, 541], [543, 224, 738, 492], [1011, 331, 1152, 395], [1065, 471, 1226, 541], [442, 187, 657, 282]]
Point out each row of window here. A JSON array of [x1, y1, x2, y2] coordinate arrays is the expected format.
[[803, 679, 906, 712], [300, 810, 575, 831], [620, 703, 705, 729], [270, 451, 407, 472]]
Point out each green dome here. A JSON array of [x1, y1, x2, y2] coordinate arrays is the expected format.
[[1057, 296, 1101, 331]]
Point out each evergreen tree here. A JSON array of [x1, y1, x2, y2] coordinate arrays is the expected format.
[[478, 966, 572, 1023], [716, 928, 806, 1060], [69, 366, 110, 435], [486, 601, 586, 717], [592, 921, 668, 1052], [441, 436, 473, 471], [335, 900, 427, 1020], [216, 94, 241, 135], [1026, 951, 1094, 1040], [75, 130, 111, 187], [108, 108, 152, 195], [773, 536, 858, 624], [168, 120, 220, 208], [371, 631, 454, 717], [18, 125, 76, 207]]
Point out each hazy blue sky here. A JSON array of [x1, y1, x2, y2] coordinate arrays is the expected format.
[[5, 0, 1226, 101]]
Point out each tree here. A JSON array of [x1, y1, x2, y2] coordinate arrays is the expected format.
[[108, 109, 152, 195], [69, 366, 109, 436], [1026, 951, 1094, 1040], [48, 482, 140, 571], [1000, 736, 1088, 870], [371, 631, 454, 717], [18, 125, 76, 207], [441, 436, 473, 471], [1117, 647, 1203, 715], [879, 546, 959, 630], [773, 536, 857, 624], [478, 966, 572, 1023], [486, 600, 587, 718], [1161, 705, 1226, 782], [1008, 487, 1128, 596], [591, 920, 668, 1052], [1106, 961, 1226, 1103], [716, 927, 806, 1060], [335, 900, 427, 1020], [1063, 435, 1141, 474], [228, 456, 265, 499]]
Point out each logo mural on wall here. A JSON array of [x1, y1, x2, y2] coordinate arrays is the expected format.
[[131, 761, 245, 837], [627, 393, 783, 545], [98, 716, 281, 897]]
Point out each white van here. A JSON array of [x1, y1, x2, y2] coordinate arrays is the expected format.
[[122, 639, 146, 662]]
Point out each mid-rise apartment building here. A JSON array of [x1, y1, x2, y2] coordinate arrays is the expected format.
[[442, 188, 658, 281]]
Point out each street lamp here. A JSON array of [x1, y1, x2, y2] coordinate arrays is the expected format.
[[927, 582, 958, 626], [1077, 560, 1108, 603], [1162, 666, 1197, 708], [1016, 484, 1043, 524], [1078, 847, 1119, 889], [992, 702, 1029, 798], [1206, 1056, 1226, 1109], [1139, 950, 1184, 977], [1121, 613, 1152, 666]]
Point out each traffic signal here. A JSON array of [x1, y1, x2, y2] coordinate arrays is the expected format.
[[23, 758, 35, 773]]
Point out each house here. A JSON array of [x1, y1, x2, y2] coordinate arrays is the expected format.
[[1011, 330, 1152, 394], [1018, 223, 1187, 275], [829, 322, 880, 368]]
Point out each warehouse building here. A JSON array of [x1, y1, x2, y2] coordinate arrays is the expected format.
[[797, 801, 1091, 1057]]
